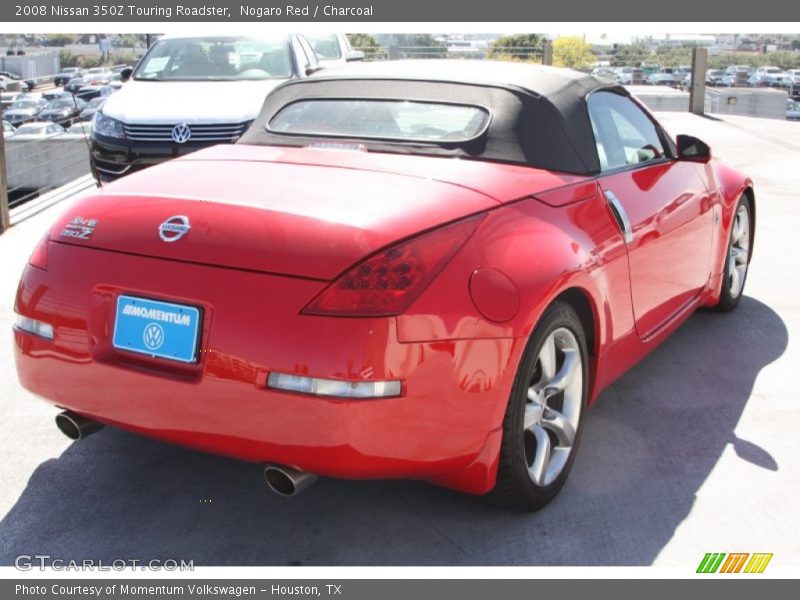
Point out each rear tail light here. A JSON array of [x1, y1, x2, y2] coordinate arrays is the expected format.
[[302, 214, 485, 317], [28, 233, 49, 270]]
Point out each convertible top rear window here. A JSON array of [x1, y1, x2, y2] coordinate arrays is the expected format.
[[268, 99, 491, 143]]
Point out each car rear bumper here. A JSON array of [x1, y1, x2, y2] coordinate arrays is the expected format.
[[14, 243, 520, 494]]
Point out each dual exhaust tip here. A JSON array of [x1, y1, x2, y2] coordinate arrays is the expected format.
[[55, 410, 104, 441], [55, 411, 317, 497], [263, 464, 318, 497]]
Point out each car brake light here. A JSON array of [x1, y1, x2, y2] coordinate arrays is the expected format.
[[302, 214, 485, 317], [28, 233, 49, 270]]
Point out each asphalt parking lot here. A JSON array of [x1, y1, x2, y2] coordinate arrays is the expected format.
[[0, 112, 798, 567]]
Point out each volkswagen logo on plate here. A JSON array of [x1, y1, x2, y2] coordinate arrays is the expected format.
[[171, 123, 192, 144], [143, 323, 165, 351], [158, 215, 191, 242]]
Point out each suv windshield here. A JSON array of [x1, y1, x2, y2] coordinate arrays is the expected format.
[[269, 99, 490, 142], [134, 36, 293, 81]]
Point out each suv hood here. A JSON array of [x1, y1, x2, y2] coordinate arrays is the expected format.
[[101, 79, 288, 124]]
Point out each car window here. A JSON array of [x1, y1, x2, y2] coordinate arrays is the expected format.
[[588, 91, 665, 172], [269, 99, 490, 142], [305, 34, 342, 60]]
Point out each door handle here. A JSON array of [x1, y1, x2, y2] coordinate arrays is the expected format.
[[604, 190, 634, 244]]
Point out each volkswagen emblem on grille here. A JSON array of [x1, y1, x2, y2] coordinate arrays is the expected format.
[[143, 323, 164, 351], [158, 215, 191, 242], [171, 123, 192, 143]]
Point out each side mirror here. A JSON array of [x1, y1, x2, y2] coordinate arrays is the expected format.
[[305, 65, 323, 76], [676, 134, 711, 163], [120, 67, 133, 81], [346, 50, 365, 62]]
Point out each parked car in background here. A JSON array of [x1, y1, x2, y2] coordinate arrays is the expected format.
[[2, 97, 48, 127], [647, 67, 683, 86], [749, 66, 787, 87], [19, 61, 756, 511], [64, 121, 93, 138], [37, 97, 87, 126], [782, 69, 800, 91], [11, 121, 65, 139], [42, 89, 75, 102], [788, 99, 800, 120], [1, 91, 23, 107], [54, 67, 86, 87], [706, 69, 725, 86], [0, 72, 32, 92], [614, 66, 633, 84], [3, 120, 15, 138], [83, 67, 114, 86], [76, 80, 123, 102], [80, 97, 105, 121], [303, 33, 364, 67], [722, 65, 753, 87], [64, 76, 87, 94], [91, 33, 322, 182], [591, 67, 615, 79]]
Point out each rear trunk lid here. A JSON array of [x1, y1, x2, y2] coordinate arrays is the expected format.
[[54, 146, 584, 280]]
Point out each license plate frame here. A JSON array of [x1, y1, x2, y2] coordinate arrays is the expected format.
[[112, 295, 201, 364]]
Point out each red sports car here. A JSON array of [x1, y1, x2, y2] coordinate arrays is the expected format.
[[13, 61, 754, 510]]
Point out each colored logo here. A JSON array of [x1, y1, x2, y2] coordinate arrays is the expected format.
[[697, 552, 772, 574], [171, 123, 192, 143], [158, 215, 191, 242], [143, 323, 165, 351]]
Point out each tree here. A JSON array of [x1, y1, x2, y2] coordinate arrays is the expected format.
[[609, 42, 651, 67], [395, 34, 446, 58], [346, 33, 387, 60], [58, 50, 79, 68], [552, 36, 596, 69], [654, 44, 695, 67], [117, 34, 146, 48], [43, 33, 77, 46], [766, 51, 800, 69], [488, 34, 544, 61]]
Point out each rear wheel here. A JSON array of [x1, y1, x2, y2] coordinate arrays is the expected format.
[[491, 302, 588, 511], [714, 195, 752, 312]]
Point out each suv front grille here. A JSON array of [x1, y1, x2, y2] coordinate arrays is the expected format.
[[123, 122, 250, 142]]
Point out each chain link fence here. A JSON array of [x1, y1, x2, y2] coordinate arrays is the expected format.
[[0, 67, 137, 232], [353, 45, 548, 63]]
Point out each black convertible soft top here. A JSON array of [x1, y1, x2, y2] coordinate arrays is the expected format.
[[238, 60, 626, 175]]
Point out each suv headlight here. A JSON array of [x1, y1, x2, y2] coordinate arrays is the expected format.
[[93, 111, 125, 139]]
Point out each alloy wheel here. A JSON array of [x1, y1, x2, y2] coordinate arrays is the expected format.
[[523, 327, 583, 487], [728, 203, 750, 299]]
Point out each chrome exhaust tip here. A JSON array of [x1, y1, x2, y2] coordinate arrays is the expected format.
[[263, 464, 318, 497], [55, 411, 103, 441]]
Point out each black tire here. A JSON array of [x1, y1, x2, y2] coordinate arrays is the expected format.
[[490, 301, 589, 511], [713, 195, 753, 312]]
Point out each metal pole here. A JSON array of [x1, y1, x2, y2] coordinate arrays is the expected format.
[[689, 47, 708, 115], [542, 42, 553, 66], [0, 99, 10, 234]]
